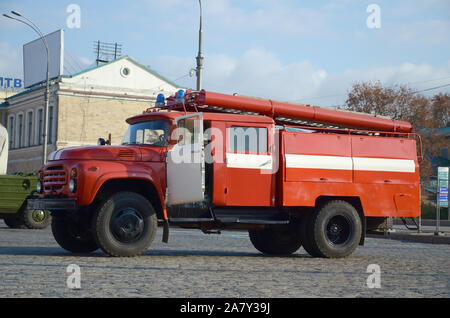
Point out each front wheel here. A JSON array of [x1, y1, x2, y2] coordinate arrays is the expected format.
[[23, 209, 51, 229], [51, 215, 99, 253], [249, 222, 302, 255], [92, 192, 157, 257]]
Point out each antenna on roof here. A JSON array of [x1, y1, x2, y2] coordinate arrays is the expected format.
[[93, 40, 123, 66]]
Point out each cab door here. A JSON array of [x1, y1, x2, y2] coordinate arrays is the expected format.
[[166, 113, 205, 205], [224, 123, 275, 206]]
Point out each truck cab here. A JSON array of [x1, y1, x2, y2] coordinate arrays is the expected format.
[[28, 89, 421, 258]]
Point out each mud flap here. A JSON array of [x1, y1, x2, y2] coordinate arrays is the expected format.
[[359, 216, 366, 246], [162, 220, 169, 243]]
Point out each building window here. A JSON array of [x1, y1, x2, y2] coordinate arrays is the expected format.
[[48, 106, 54, 144], [16, 113, 23, 148], [36, 107, 43, 145], [26, 110, 33, 147], [7, 115, 14, 149], [120, 66, 131, 77]]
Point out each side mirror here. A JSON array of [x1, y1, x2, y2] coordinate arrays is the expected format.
[[168, 137, 178, 146], [168, 126, 178, 146], [97, 138, 106, 146]]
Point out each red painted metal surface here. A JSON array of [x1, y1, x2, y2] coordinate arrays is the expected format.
[[222, 121, 275, 207], [191, 90, 412, 133], [38, 90, 420, 221], [40, 146, 167, 209], [280, 129, 420, 217]]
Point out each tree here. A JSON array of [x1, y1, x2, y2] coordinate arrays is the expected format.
[[344, 81, 448, 181], [430, 93, 450, 127]]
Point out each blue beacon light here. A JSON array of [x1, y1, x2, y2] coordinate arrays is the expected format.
[[156, 93, 165, 107], [176, 89, 186, 102]]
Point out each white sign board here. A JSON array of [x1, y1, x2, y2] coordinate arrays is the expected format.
[[438, 167, 449, 208], [0, 124, 8, 175], [23, 29, 64, 88]]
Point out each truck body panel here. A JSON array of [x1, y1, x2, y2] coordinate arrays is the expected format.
[[0, 175, 36, 214], [280, 129, 419, 217]]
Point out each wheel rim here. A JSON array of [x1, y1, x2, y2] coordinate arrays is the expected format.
[[110, 208, 144, 243], [32, 210, 46, 223], [326, 215, 351, 245]]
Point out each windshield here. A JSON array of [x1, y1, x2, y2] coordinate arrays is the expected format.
[[122, 120, 171, 146]]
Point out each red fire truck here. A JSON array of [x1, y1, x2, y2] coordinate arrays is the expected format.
[[28, 89, 421, 258]]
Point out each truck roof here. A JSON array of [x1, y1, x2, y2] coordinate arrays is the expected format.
[[126, 110, 275, 125]]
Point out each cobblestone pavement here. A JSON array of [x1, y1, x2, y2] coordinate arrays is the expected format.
[[0, 220, 448, 298]]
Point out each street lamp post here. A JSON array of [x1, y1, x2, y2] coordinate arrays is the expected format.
[[196, 0, 204, 91], [3, 11, 50, 165]]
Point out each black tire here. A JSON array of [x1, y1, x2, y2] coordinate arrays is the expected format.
[[51, 215, 99, 253], [92, 192, 157, 257], [3, 216, 27, 229], [299, 211, 322, 257], [23, 208, 51, 229], [249, 222, 302, 255], [309, 200, 362, 258]]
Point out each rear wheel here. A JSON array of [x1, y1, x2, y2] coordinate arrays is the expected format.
[[92, 192, 157, 257], [299, 211, 322, 257], [3, 215, 27, 229], [249, 222, 302, 255], [308, 200, 362, 258], [51, 215, 99, 253]]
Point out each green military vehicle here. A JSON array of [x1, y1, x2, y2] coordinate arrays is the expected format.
[[0, 123, 50, 229], [0, 174, 51, 229]]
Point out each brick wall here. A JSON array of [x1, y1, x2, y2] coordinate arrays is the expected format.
[[57, 94, 152, 146]]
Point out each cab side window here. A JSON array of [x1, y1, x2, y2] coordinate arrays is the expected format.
[[229, 126, 267, 153]]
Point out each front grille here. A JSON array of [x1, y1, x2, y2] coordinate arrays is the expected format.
[[43, 165, 67, 194]]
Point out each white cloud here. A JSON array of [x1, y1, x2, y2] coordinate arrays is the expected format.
[[305, 61, 450, 105], [79, 57, 93, 66], [149, 48, 450, 107], [202, 48, 328, 101], [384, 19, 450, 46], [144, 0, 329, 38]]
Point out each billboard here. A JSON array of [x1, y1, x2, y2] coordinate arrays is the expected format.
[[23, 29, 64, 88]]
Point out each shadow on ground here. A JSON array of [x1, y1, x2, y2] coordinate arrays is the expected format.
[[0, 245, 311, 259]]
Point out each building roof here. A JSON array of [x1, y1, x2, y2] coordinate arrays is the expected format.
[[4, 56, 181, 103], [61, 56, 180, 88], [3, 82, 49, 102]]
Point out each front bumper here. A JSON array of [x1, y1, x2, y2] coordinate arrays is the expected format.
[[27, 198, 77, 212]]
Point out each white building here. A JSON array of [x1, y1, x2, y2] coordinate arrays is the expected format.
[[2, 56, 180, 173]]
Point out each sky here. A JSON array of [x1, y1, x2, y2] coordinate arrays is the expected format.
[[0, 0, 449, 107]]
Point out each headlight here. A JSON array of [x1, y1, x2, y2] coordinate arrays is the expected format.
[[36, 181, 42, 194], [69, 179, 77, 193]]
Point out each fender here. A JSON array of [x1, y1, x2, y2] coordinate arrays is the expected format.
[[78, 162, 167, 218]]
